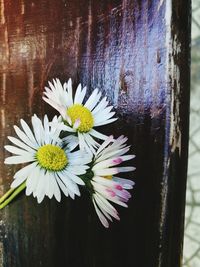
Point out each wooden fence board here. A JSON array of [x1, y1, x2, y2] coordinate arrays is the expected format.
[[0, 0, 191, 266]]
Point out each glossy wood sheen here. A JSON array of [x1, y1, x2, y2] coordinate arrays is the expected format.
[[0, 1, 190, 266]]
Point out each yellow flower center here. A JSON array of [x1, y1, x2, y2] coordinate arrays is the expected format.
[[67, 104, 94, 133], [36, 144, 68, 171], [104, 175, 112, 180]]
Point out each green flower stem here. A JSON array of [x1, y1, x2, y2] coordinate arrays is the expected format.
[[80, 171, 95, 195], [0, 182, 26, 210], [0, 187, 15, 204]]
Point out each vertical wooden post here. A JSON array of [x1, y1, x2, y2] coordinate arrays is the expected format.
[[0, 0, 190, 266]]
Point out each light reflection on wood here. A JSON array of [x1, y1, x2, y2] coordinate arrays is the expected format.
[[0, 0, 5, 24]]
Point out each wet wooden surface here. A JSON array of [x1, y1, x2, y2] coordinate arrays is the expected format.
[[0, 0, 191, 267]]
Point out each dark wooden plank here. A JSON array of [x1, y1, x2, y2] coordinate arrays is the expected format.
[[0, 0, 191, 266]]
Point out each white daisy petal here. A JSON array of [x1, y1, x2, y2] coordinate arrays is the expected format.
[[84, 89, 99, 110], [78, 132, 92, 154], [77, 86, 87, 104], [67, 188, 75, 199], [51, 129, 62, 145], [47, 173, 55, 199], [55, 174, 69, 197], [34, 168, 46, 202], [67, 153, 91, 165], [93, 198, 109, 228], [117, 166, 136, 173], [41, 171, 50, 198], [31, 115, 43, 145], [64, 170, 85, 185], [95, 147, 131, 163], [73, 119, 81, 130], [74, 83, 82, 104], [95, 135, 114, 156], [26, 166, 41, 195], [58, 172, 80, 197], [89, 129, 107, 141], [93, 106, 113, 121], [93, 158, 120, 170], [67, 166, 88, 175], [50, 122, 75, 133], [14, 162, 37, 179], [14, 125, 38, 149], [43, 97, 66, 118], [37, 192, 45, 204], [105, 195, 128, 208], [20, 119, 38, 145], [67, 157, 88, 165], [113, 177, 135, 188], [52, 173, 61, 202], [5, 155, 34, 164], [83, 133, 99, 148], [119, 155, 136, 161], [26, 172, 36, 196], [25, 185, 33, 196], [93, 176, 119, 188], [48, 80, 57, 93], [5, 145, 34, 157], [11, 176, 27, 188], [94, 111, 116, 124], [92, 97, 108, 115], [62, 135, 79, 152], [43, 115, 50, 144], [95, 192, 120, 220], [94, 193, 119, 221], [83, 134, 97, 154], [95, 118, 117, 126], [94, 168, 119, 176], [65, 114, 72, 126], [7, 136, 36, 153], [94, 195, 113, 222], [67, 78, 73, 106]]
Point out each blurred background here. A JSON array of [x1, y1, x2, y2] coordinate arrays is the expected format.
[[183, 0, 200, 266]]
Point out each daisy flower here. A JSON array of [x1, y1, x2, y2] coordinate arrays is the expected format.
[[89, 135, 135, 228], [42, 78, 117, 154], [4, 114, 91, 203]]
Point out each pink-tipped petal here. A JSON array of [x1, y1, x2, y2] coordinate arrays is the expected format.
[[106, 188, 116, 197], [73, 118, 81, 129], [113, 158, 123, 164], [115, 184, 123, 191]]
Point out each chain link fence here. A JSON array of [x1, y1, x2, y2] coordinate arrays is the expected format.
[[183, 1, 200, 266]]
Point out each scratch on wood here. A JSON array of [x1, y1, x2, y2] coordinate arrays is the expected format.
[[0, 109, 5, 130], [164, 0, 182, 156], [4, 27, 9, 62], [158, 0, 172, 266], [27, 64, 34, 112], [158, 0, 183, 265], [169, 33, 182, 155], [97, 4, 122, 24], [21, 0, 25, 15], [74, 17, 81, 69], [87, 3, 92, 50], [157, 0, 165, 13], [0, 242, 3, 267], [1, 73, 6, 104], [0, 0, 5, 24]]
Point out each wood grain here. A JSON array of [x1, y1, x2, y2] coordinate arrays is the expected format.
[[0, 0, 191, 266]]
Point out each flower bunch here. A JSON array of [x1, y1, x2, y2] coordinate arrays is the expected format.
[[0, 78, 135, 228]]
